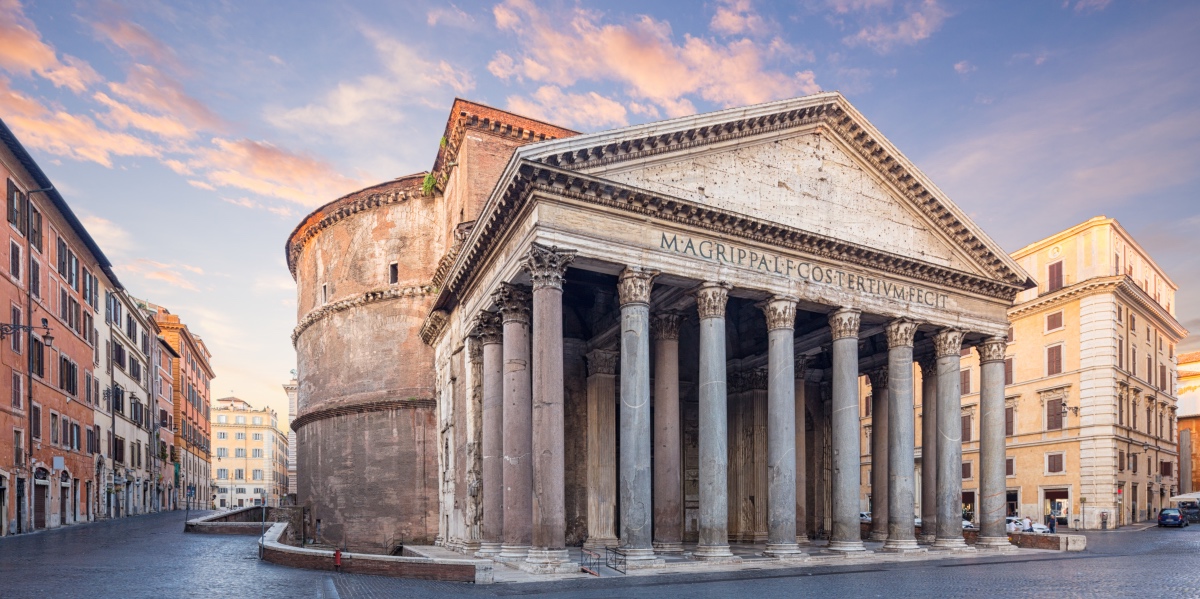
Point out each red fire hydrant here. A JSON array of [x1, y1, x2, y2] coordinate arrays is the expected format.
[[333, 548, 342, 573]]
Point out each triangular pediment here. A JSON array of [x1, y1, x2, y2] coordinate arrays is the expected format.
[[513, 92, 1033, 290]]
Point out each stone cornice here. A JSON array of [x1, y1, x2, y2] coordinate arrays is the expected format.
[[1008, 275, 1187, 340], [527, 95, 1031, 291], [285, 176, 425, 278], [437, 163, 1026, 310], [292, 285, 436, 347], [420, 309, 450, 346], [291, 398, 436, 432]]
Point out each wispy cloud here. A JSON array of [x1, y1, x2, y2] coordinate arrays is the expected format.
[[506, 85, 628, 129], [189, 138, 364, 207], [489, 0, 819, 119], [710, 0, 769, 37], [426, 4, 478, 29], [1069, 0, 1112, 13], [79, 213, 137, 258], [0, 0, 99, 92], [953, 60, 976, 74], [842, 0, 949, 53], [119, 258, 204, 291]]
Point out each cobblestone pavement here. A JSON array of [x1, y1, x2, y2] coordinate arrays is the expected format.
[[2, 512, 1199, 598]]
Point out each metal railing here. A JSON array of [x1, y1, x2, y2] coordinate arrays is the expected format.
[[605, 547, 627, 574], [580, 548, 602, 576]]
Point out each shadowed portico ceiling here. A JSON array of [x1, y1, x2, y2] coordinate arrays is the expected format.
[[435, 92, 1035, 314]]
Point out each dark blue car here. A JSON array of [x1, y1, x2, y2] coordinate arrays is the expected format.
[[1158, 508, 1189, 528]]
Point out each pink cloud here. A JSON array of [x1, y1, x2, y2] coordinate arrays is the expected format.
[[107, 64, 226, 132], [1071, 0, 1112, 13], [710, 0, 769, 37], [92, 18, 183, 72], [188, 138, 365, 207], [843, 0, 949, 53], [506, 86, 628, 129], [119, 258, 203, 291], [94, 91, 195, 139], [489, 0, 819, 117], [0, 0, 100, 92]]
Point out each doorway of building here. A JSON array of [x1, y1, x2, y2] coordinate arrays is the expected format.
[[59, 486, 67, 525], [1131, 484, 1138, 523], [0, 476, 7, 536], [1044, 489, 1069, 527], [1006, 491, 1019, 517], [16, 478, 25, 533], [34, 484, 47, 529], [962, 491, 977, 524]]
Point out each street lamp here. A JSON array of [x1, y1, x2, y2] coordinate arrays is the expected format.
[[0, 317, 53, 347]]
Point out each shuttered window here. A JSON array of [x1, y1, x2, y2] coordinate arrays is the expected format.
[[1161, 461, 1173, 477], [1006, 457, 1014, 477], [962, 462, 972, 479], [1047, 453, 1064, 473], [1119, 451, 1125, 472], [1047, 398, 1063, 430], [1047, 345, 1063, 376], [1046, 311, 1063, 331], [1048, 261, 1064, 292], [1005, 407, 1014, 436], [961, 414, 972, 442], [1004, 358, 1013, 385], [960, 369, 971, 394]]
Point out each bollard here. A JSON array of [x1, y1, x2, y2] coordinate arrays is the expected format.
[[334, 548, 342, 573]]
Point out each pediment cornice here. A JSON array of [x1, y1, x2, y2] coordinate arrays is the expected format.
[[436, 162, 1026, 310]]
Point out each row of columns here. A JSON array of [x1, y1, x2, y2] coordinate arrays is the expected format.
[[474, 243, 1010, 569]]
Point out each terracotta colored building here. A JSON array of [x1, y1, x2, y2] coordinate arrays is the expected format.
[[144, 303, 213, 508], [1, 118, 121, 533]]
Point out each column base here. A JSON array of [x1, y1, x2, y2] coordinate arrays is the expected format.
[[622, 547, 667, 569], [826, 539, 868, 553], [519, 549, 577, 574], [975, 536, 1016, 551], [653, 541, 684, 554], [474, 541, 503, 557], [796, 534, 811, 545], [868, 530, 889, 542], [764, 543, 805, 558], [583, 536, 619, 550], [931, 537, 973, 551], [495, 544, 531, 562], [690, 544, 741, 563], [917, 532, 937, 545], [461, 540, 481, 554], [880, 537, 924, 553]]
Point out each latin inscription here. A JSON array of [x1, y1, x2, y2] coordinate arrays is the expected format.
[[660, 233, 949, 308]]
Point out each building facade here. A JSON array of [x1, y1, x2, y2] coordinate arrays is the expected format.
[[151, 333, 179, 510], [1177, 351, 1200, 495], [145, 303, 213, 509], [291, 94, 1039, 566], [211, 397, 288, 508], [282, 377, 297, 498], [105, 289, 156, 516]]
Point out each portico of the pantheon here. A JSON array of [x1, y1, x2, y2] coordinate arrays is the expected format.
[[420, 92, 1036, 573]]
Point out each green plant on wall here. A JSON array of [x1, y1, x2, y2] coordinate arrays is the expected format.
[[422, 173, 437, 196]]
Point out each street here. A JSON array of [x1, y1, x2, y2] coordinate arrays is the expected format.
[[2, 513, 1199, 598]]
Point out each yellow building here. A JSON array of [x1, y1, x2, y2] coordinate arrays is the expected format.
[[210, 397, 289, 508]]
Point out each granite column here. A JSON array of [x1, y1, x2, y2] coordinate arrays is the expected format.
[[694, 282, 737, 560], [828, 308, 866, 552], [652, 312, 684, 554], [475, 312, 504, 557], [496, 283, 533, 560], [976, 337, 1012, 550], [763, 296, 803, 558], [882, 320, 920, 552], [933, 329, 967, 549], [868, 367, 889, 542], [583, 350, 619, 550], [918, 356, 938, 544]]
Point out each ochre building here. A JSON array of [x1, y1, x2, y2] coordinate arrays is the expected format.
[[289, 93, 1038, 565]]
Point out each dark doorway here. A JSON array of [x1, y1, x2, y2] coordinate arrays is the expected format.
[[1006, 490, 1019, 517], [961, 491, 976, 524], [1045, 489, 1069, 526], [16, 478, 25, 533], [34, 484, 47, 529]]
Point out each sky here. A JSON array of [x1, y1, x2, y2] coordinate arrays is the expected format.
[[1, 0, 1197, 425]]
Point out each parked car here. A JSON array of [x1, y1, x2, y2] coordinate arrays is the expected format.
[[860, 512, 872, 523], [1006, 517, 1049, 533], [1158, 508, 1189, 528], [962, 520, 976, 529]]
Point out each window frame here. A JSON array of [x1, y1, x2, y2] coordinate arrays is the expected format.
[[1045, 452, 1066, 475]]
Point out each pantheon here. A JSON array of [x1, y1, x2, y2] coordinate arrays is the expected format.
[[286, 92, 1036, 572]]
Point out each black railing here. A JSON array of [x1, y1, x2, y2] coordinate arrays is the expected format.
[[580, 548, 602, 576], [605, 547, 627, 574]]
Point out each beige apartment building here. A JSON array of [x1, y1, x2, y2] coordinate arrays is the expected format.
[[210, 397, 288, 509], [858, 217, 1186, 531]]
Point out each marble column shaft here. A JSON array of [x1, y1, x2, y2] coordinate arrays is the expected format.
[[918, 357, 938, 544], [652, 312, 684, 553], [933, 329, 967, 548], [476, 313, 504, 557], [584, 350, 619, 549], [869, 368, 889, 542], [883, 320, 920, 551], [795, 359, 809, 543], [617, 267, 658, 562], [976, 337, 1011, 548], [828, 308, 866, 552], [695, 282, 736, 559], [763, 297, 802, 557], [496, 284, 533, 559], [524, 244, 574, 567]]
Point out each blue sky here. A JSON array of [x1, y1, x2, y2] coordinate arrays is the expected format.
[[2, 0, 1197, 422]]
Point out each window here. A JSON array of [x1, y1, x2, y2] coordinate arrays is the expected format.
[[1048, 261, 1063, 292], [217, 432, 227, 440], [235, 416, 245, 424], [50, 412, 59, 444], [1046, 398, 1063, 431], [1159, 365, 1167, 392], [1006, 326, 1014, 343], [9, 306, 19, 352], [961, 462, 972, 479], [1006, 457, 1015, 477], [1119, 451, 1125, 472], [217, 415, 227, 423], [252, 416, 262, 425], [86, 426, 95, 454], [1132, 346, 1138, 377], [216, 469, 228, 480], [13, 430, 22, 466], [7, 179, 24, 233], [1047, 453, 1065, 474], [216, 447, 227, 458], [10, 370, 20, 409], [234, 469, 244, 480], [252, 448, 263, 458], [252, 433, 262, 441], [1117, 305, 1123, 323], [1005, 406, 1014, 436], [235, 448, 245, 458], [1047, 345, 1063, 376], [1004, 358, 1013, 386], [960, 369, 971, 394], [1118, 336, 1125, 370], [1046, 311, 1063, 331], [252, 469, 263, 481], [114, 436, 125, 464], [1119, 396, 1125, 426], [389, 263, 398, 285], [8, 241, 18, 279], [29, 260, 38, 298], [321, 284, 327, 303], [1161, 461, 1173, 478], [236, 432, 245, 440], [31, 404, 40, 438], [58, 356, 77, 396], [961, 414, 972, 443]]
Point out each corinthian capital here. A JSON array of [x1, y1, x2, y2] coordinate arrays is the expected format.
[[933, 328, 965, 358], [795, 356, 810, 381], [917, 355, 937, 378], [976, 336, 1007, 364], [885, 318, 919, 349], [492, 283, 530, 324], [524, 243, 576, 291], [760, 295, 798, 331], [471, 311, 503, 345], [694, 281, 731, 320], [617, 266, 659, 306], [586, 349, 619, 376], [651, 311, 683, 341], [828, 308, 861, 341], [868, 367, 889, 390]]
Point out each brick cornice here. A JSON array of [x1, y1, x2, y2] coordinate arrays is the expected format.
[[291, 398, 436, 432]]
